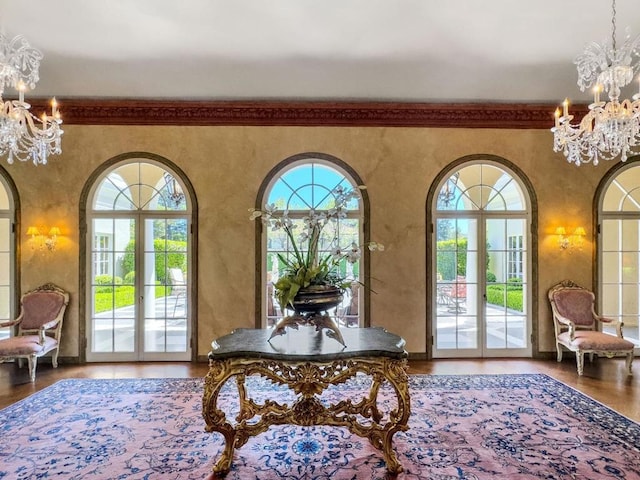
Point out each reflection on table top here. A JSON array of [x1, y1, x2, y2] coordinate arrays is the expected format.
[[209, 326, 407, 362]]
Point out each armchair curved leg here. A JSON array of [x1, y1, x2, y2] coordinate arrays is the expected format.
[[576, 352, 584, 376], [625, 353, 634, 376], [52, 349, 59, 368], [556, 344, 563, 362]]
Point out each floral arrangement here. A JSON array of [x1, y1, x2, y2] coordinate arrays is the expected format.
[[250, 185, 383, 312]]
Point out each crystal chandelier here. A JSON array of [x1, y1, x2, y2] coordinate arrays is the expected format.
[[0, 33, 63, 165], [551, 0, 640, 166]]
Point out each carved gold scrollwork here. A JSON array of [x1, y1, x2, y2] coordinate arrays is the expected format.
[[202, 356, 410, 476], [292, 396, 325, 425]]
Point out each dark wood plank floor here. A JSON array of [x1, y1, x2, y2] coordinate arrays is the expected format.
[[1, 358, 638, 422]]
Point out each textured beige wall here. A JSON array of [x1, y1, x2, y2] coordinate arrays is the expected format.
[[4, 124, 607, 358]]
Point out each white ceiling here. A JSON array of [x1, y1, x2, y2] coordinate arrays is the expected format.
[[1, 0, 639, 104]]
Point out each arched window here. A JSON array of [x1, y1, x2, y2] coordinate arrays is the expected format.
[[256, 153, 369, 329], [0, 170, 16, 341], [598, 163, 640, 350], [84, 155, 194, 362], [431, 158, 532, 358]]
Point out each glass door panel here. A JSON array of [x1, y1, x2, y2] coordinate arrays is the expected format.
[[601, 219, 640, 346], [434, 217, 479, 356], [89, 218, 137, 358], [0, 218, 10, 341], [485, 218, 528, 354], [142, 218, 189, 359]]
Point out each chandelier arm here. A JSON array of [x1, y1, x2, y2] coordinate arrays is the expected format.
[[611, 0, 617, 52], [0, 34, 43, 91], [0, 34, 63, 165]]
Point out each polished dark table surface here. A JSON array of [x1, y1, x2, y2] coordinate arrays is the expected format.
[[209, 326, 407, 362]]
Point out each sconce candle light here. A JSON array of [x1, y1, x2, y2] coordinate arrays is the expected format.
[[555, 226, 568, 250], [27, 226, 60, 252], [555, 226, 586, 252]]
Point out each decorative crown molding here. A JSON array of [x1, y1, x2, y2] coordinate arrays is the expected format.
[[28, 98, 588, 129]]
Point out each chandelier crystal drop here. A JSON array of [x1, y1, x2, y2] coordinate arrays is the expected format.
[[0, 33, 63, 166], [551, 0, 640, 166]]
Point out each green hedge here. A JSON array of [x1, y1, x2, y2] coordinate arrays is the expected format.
[[121, 239, 186, 284], [486, 283, 523, 312], [436, 238, 467, 280], [93, 275, 123, 293], [436, 239, 492, 282]]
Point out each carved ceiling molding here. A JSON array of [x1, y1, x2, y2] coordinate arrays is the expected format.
[[29, 99, 587, 129]]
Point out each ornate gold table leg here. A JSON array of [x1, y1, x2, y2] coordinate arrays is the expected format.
[[202, 360, 241, 476], [203, 355, 410, 476], [363, 359, 410, 475]]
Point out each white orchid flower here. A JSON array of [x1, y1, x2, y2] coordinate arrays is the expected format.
[[280, 212, 294, 229], [305, 211, 326, 228], [346, 242, 361, 263], [368, 241, 385, 251], [270, 218, 283, 231]]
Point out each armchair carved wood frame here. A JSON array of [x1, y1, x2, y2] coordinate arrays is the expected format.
[[548, 280, 634, 376], [0, 283, 69, 382]]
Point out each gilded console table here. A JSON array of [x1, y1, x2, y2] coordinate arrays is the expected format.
[[202, 327, 410, 476]]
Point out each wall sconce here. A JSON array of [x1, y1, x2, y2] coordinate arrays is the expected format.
[[572, 226, 586, 250], [27, 226, 60, 252], [555, 227, 569, 250], [555, 226, 586, 252]]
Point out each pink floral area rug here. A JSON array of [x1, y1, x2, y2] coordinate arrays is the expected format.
[[0, 374, 639, 480]]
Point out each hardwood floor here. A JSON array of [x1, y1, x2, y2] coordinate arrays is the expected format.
[[1, 357, 638, 422]]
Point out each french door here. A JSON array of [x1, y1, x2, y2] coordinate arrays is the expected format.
[[85, 158, 191, 362], [432, 161, 531, 358], [599, 162, 640, 351], [0, 174, 15, 342], [87, 215, 190, 361]]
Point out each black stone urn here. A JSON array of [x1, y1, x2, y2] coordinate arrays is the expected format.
[[290, 285, 344, 314]]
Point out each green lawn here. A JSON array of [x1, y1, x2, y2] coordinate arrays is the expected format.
[[94, 285, 169, 313]]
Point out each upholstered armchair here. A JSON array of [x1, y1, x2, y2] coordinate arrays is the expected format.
[[548, 280, 634, 376], [0, 283, 69, 382]]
